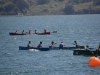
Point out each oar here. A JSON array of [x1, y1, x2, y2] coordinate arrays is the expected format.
[[88, 50, 94, 55]]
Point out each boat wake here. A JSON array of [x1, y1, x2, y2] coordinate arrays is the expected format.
[[28, 49, 39, 52]]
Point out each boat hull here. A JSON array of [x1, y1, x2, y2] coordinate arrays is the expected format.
[[19, 46, 84, 51], [19, 46, 50, 51], [50, 46, 84, 50], [73, 50, 100, 56], [37, 32, 50, 35], [9, 33, 27, 35], [9, 32, 50, 35]]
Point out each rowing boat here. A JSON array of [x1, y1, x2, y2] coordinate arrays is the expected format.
[[19, 46, 84, 51], [19, 46, 50, 51], [73, 49, 100, 56], [9, 32, 50, 35]]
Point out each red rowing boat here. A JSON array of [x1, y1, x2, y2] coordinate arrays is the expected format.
[[37, 32, 50, 35]]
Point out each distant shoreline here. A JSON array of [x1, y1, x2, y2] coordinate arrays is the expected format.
[[0, 13, 100, 16]]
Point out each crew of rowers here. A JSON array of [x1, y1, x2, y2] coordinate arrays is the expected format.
[[15, 29, 52, 34], [27, 41, 67, 49], [27, 41, 42, 48], [15, 30, 31, 34], [27, 41, 78, 49], [27, 41, 100, 51], [27, 41, 83, 49]]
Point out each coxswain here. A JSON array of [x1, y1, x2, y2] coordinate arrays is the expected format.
[[53, 30, 57, 33], [44, 29, 47, 34]]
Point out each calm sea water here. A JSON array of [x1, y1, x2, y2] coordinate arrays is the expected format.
[[0, 14, 100, 75]]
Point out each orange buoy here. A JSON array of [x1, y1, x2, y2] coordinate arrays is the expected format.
[[88, 56, 100, 67]]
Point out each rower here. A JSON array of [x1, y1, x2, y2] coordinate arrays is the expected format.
[[27, 41, 33, 48], [44, 29, 47, 34], [29, 30, 31, 34], [35, 30, 38, 34], [49, 41, 56, 48], [22, 30, 24, 34], [84, 45, 89, 50], [59, 42, 66, 49], [73, 41, 79, 48], [95, 45, 100, 57], [96, 46, 100, 51], [37, 41, 42, 48], [15, 30, 18, 33], [44, 29, 50, 34]]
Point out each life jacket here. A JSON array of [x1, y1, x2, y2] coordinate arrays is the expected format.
[[59, 43, 63, 49]]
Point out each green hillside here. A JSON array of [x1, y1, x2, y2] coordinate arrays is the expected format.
[[0, 0, 100, 15]]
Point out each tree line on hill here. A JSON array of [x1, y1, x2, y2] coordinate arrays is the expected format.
[[0, 0, 29, 15], [0, 0, 100, 15], [64, 0, 100, 15]]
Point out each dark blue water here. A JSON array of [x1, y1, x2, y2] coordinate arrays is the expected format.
[[0, 15, 100, 75]]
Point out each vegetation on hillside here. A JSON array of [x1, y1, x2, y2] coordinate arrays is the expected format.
[[0, 0, 29, 15], [0, 0, 100, 15]]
